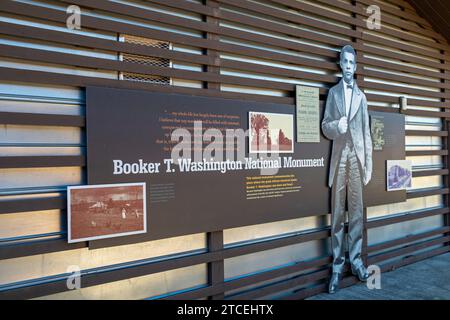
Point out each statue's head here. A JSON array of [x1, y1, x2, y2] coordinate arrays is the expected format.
[[339, 45, 357, 84]]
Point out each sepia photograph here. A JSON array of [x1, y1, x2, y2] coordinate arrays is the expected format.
[[387, 160, 412, 191], [249, 111, 294, 154], [68, 183, 147, 243], [371, 115, 385, 151]]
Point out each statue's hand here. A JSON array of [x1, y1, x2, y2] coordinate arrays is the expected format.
[[337, 116, 348, 134], [363, 169, 372, 186]]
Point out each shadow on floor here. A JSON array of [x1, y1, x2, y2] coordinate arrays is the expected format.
[[307, 252, 450, 300]]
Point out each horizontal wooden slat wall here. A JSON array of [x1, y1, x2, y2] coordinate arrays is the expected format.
[[0, 0, 449, 300]]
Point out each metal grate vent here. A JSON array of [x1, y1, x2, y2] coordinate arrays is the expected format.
[[120, 72, 171, 85], [122, 34, 171, 49], [119, 34, 171, 85], [122, 53, 171, 68]]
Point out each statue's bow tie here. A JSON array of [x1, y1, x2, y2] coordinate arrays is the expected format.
[[346, 84, 353, 90]]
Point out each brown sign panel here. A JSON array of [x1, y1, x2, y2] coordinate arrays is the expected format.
[[86, 87, 406, 248], [86, 86, 331, 247], [364, 111, 406, 206]]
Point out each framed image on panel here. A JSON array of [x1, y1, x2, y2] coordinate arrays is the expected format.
[[387, 160, 412, 191], [249, 111, 294, 154], [68, 182, 147, 243]]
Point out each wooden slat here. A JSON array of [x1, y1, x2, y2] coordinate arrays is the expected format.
[[0, 196, 66, 215], [62, 0, 352, 49], [354, 3, 449, 52], [360, 80, 450, 100], [2, 64, 450, 115], [146, 0, 214, 16], [59, 0, 214, 33], [412, 169, 449, 177], [403, 109, 450, 118], [366, 207, 450, 229], [360, 1, 446, 42], [0, 1, 448, 84], [216, 0, 360, 38], [0, 228, 330, 299], [163, 256, 331, 300], [359, 55, 450, 82], [0, 22, 216, 67], [218, 8, 345, 46], [378, 245, 450, 273], [0, 221, 328, 260], [264, 0, 357, 26], [406, 130, 448, 137], [7, 45, 450, 104], [0, 21, 338, 74], [228, 267, 331, 300], [361, 32, 449, 63], [318, 0, 446, 43], [1, 204, 448, 298], [60, 0, 335, 59], [358, 44, 450, 75], [407, 187, 449, 199], [366, 94, 450, 109], [1, 198, 448, 261], [406, 150, 448, 156], [368, 226, 450, 253], [0, 238, 87, 263], [369, 235, 450, 264], [0, 67, 295, 105], [0, 156, 86, 169], [361, 68, 450, 90], [280, 275, 357, 300], [0, 111, 85, 127], [357, 0, 434, 30], [0, 1, 340, 62], [0, 44, 338, 90], [1, 2, 448, 100]]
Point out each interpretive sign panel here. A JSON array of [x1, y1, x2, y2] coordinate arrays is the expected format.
[[364, 111, 406, 206], [86, 87, 330, 246], [85, 87, 406, 247]]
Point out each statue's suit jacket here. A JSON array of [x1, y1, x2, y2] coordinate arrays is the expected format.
[[322, 79, 372, 188]]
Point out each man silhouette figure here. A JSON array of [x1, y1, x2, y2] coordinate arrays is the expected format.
[[322, 45, 373, 294]]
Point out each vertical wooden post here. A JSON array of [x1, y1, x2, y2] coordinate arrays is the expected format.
[[444, 65, 450, 249], [207, 231, 225, 300], [354, 6, 369, 267], [204, 0, 225, 299], [204, 0, 220, 90]]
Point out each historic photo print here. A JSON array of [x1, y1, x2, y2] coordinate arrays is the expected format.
[[249, 111, 294, 154], [387, 160, 412, 191], [371, 115, 385, 151], [68, 183, 147, 243]]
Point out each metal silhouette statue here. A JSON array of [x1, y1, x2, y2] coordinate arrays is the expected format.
[[321, 45, 373, 294]]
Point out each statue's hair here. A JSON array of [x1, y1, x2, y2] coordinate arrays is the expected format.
[[340, 45, 356, 63]]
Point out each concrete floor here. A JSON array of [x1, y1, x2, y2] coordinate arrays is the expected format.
[[308, 253, 450, 300]]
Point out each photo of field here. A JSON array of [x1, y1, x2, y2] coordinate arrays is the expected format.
[[68, 183, 146, 243]]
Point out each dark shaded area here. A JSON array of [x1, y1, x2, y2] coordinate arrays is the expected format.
[[408, 0, 450, 44], [308, 252, 450, 300]]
